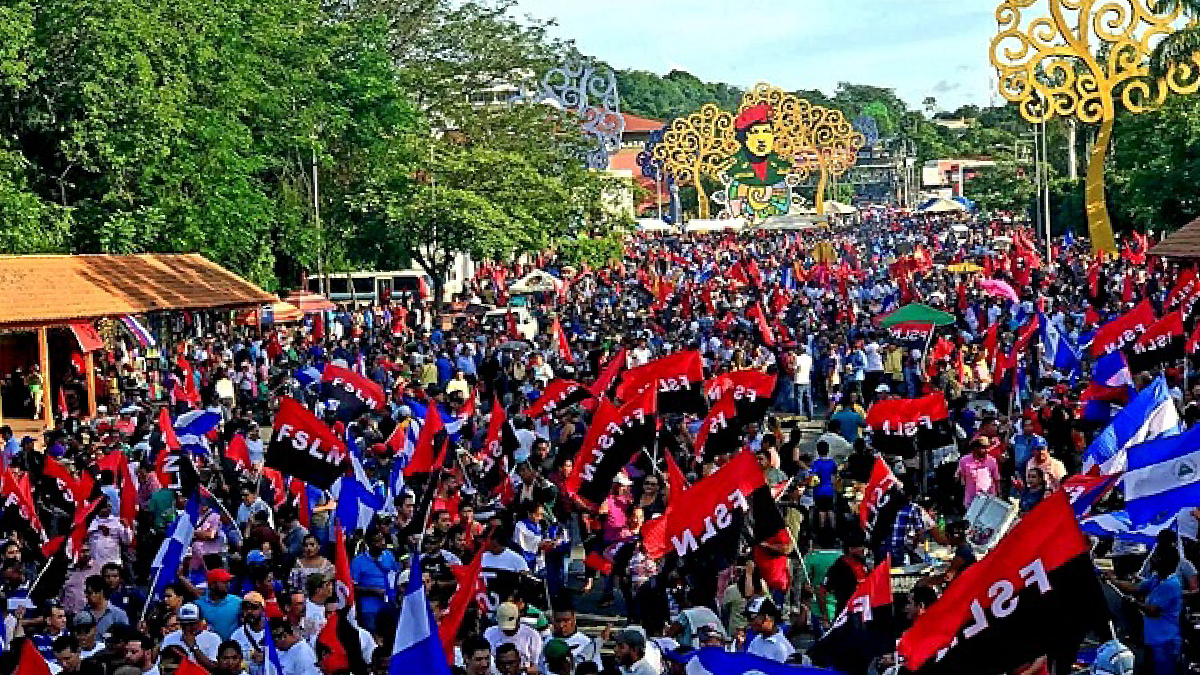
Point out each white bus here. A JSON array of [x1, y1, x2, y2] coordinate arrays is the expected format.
[[307, 270, 444, 305]]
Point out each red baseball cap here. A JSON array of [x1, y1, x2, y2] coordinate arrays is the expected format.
[[207, 569, 234, 584]]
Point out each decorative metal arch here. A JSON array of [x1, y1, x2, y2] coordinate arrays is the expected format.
[[853, 114, 880, 148], [541, 55, 626, 170], [636, 126, 680, 224]]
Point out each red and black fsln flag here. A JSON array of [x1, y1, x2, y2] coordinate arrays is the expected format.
[[321, 363, 387, 422], [477, 395, 521, 499], [615, 350, 706, 415], [897, 491, 1108, 675], [1124, 310, 1185, 375], [639, 450, 785, 561], [521, 379, 594, 418], [565, 388, 657, 509], [267, 397, 349, 490], [865, 393, 953, 459], [809, 558, 895, 673]]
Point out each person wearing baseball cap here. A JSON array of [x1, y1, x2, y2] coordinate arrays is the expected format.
[[70, 610, 102, 659], [231, 592, 268, 666], [744, 596, 794, 662], [160, 603, 221, 668], [193, 569, 240, 641], [483, 602, 542, 670], [542, 639, 573, 675], [695, 623, 728, 648], [613, 629, 654, 675]]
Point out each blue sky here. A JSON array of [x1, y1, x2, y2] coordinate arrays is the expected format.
[[513, 0, 1006, 114]]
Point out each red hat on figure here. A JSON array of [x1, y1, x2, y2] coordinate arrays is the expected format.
[[735, 103, 773, 131]]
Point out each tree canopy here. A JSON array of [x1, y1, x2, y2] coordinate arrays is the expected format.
[[0, 0, 628, 292]]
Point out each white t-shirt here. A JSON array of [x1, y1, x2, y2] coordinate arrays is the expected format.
[[481, 549, 530, 573], [794, 353, 813, 385], [232, 624, 266, 663], [513, 429, 536, 461], [280, 640, 321, 675], [539, 631, 602, 675], [483, 624, 543, 668], [747, 630, 795, 663], [864, 343, 883, 372], [630, 348, 653, 368], [161, 629, 222, 661]]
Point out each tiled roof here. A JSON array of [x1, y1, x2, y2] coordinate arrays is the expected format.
[[1150, 216, 1200, 258], [622, 113, 664, 133], [0, 254, 277, 326]]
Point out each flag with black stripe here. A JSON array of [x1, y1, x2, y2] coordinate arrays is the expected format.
[[898, 491, 1108, 675]]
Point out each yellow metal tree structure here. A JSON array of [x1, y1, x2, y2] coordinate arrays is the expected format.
[[800, 106, 865, 216], [738, 84, 864, 215], [990, 0, 1200, 255], [652, 104, 739, 220]]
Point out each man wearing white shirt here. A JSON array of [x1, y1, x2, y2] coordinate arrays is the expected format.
[[231, 593, 268, 674], [160, 604, 221, 669], [484, 603, 542, 669], [745, 597, 795, 663], [272, 618, 321, 675], [794, 347, 814, 420], [481, 530, 530, 573]]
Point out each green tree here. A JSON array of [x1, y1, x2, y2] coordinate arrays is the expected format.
[[1108, 93, 1200, 234], [0, 0, 417, 289], [1148, 0, 1200, 78], [350, 136, 629, 309], [964, 161, 1036, 214]]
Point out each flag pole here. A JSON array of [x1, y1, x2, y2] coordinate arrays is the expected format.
[[415, 463, 446, 552], [919, 326, 935, 375], [139, 565, 165, 624], [25, 551, 60, 600]]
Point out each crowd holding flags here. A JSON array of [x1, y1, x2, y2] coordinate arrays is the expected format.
[[19, 236, 1200, 675]]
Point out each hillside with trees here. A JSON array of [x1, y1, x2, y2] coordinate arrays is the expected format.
[[614, 66, 1200, 237]]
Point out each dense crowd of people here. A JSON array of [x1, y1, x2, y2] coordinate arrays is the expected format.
[[0, 211, 1197, 675]]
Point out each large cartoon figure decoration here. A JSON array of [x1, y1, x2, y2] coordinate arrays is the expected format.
[[720, 103, 796, 220], [652, 83, 863, 221]]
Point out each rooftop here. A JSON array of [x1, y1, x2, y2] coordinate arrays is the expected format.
[[622, 113, 664, 134], [0, 253, 276, 327], [1149, 216, 1200, 258]]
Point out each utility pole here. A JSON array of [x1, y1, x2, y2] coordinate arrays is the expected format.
[[313, 144, 326, 296], [1042, 118, 1052, 260], [1067, 118, 1078, 181], [1031, 125, 1043, 240]]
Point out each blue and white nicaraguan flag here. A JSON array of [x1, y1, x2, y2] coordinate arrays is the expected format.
[[1081, 376, 1181, 475], [389, 551, 451, 675], [1124, 424, 1200, 528]]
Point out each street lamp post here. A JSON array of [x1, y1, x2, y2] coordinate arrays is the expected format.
[[1041, 118, 1052, 262]]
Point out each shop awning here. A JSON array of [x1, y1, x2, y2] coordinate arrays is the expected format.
[[237, 302, 304, 326], [0, 254, 276, 327]]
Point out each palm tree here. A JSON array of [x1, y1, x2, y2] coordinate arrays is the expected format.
[[1148, 0, 1200, 79]]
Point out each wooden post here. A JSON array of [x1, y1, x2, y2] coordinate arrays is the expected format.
[[37, 327, 52, 430], [85, 351, 98, 419]]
